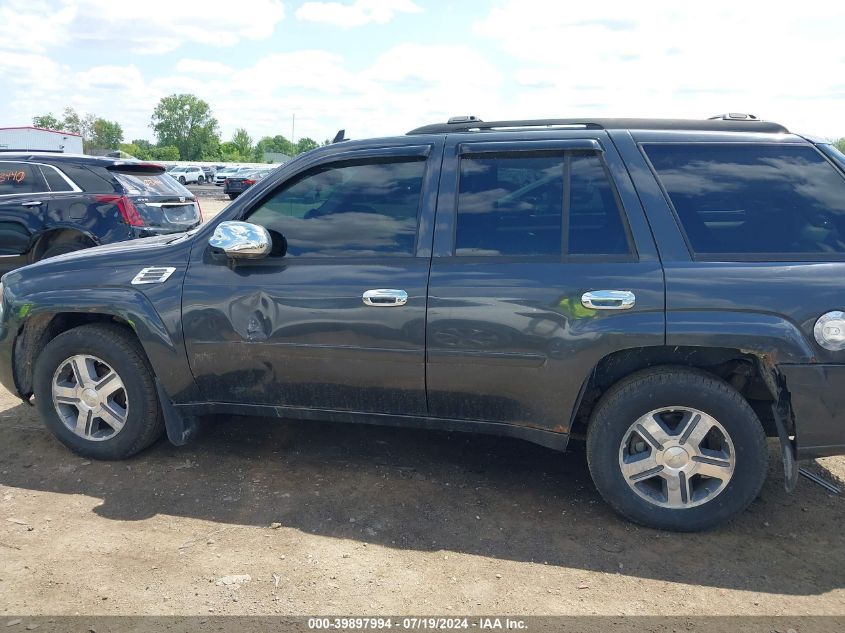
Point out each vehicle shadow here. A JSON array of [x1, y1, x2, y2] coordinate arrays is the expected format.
[[1, 403, 843, 596]]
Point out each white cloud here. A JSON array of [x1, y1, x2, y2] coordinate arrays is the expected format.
[[296, 0, 421, 27], [474, 0, 845, 138], [0, 0, 285, 55]]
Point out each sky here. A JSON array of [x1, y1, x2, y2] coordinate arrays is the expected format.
[[1, 0, 844, 145]]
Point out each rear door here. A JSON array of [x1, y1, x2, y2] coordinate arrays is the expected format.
[[425, 133, 665, 433], [0, 161, 52, 273], [182, 141, 442, 414]]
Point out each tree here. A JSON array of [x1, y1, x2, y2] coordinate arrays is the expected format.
[[255, 134, 295, 158], [61, 107, 96, 143], [231, 128, 253, 157], [89, 118, 123, 151], [150, 94, 220, 160], [835, 138, 845, 154], [295, 137, 318, 154], [151, 145, 180, 161], [32, 113, 63, 130]]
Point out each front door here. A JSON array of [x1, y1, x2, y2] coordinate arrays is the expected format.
[[182, 143, 441, 415], [425, 133, 665, 433]]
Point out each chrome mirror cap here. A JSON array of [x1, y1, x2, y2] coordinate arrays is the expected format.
[[209, 221, 272, 259]]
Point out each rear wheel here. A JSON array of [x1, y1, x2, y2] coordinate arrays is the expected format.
[[33, 324, 164, 460], [586, 367, 768, 531], [228, 193, 237, 200], [39, 237, 92, 261]]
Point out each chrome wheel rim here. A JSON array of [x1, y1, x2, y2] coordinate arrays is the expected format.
[[51, 354, 128, 441], [618, 406, 735, 509]]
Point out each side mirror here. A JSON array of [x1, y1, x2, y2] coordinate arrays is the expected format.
[[209, 221, 271, 259]]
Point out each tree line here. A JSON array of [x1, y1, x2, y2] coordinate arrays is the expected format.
[[33, 94, 324, 163]]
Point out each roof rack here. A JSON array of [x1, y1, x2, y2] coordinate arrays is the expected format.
[[406, 115, 789, 135]]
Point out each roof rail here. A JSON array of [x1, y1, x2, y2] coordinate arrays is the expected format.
[[407, 117, 789, 135]]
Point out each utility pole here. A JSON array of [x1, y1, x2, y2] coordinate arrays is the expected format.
[[291, 113, 295, 145]]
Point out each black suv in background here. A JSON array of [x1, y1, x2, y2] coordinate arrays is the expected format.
[[2, 116, 845, 531], [0, 152, 202, 274]]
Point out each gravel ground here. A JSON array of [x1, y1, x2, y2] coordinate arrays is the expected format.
[[0, 188, 843, 621], [0, 382, 843, 618]]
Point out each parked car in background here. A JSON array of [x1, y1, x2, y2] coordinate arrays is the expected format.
[[0, 151, 201, 274], [200, 166, 216, 183], [213, 166, 242, 185], [223, 168, 273, 199], [169, 166, 205, 184], [6, 115, 845, 532]]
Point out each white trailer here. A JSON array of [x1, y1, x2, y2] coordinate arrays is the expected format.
[[0, 126, 84, 154]]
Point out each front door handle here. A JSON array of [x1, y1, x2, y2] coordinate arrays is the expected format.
[[21, 201, 43, 207], [362, 289, 408, 307], [581, 290, 636, 310]]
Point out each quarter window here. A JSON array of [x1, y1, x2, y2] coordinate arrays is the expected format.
[[454, 151, 631, 257], [644, 143, 845, 256], [38, 165, 74, 192], [246, 158, 425, 257]]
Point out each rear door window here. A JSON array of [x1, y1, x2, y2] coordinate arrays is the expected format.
[[38, 165, 74, 192], [454, 150, 632, 258], [0, 162, 48, 195], [644, 143, 845, 257]]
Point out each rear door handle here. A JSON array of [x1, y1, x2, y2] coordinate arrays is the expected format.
[[362, 289, 408, 307], [21, 201, 42, 207], [581, 290, 636, 310]]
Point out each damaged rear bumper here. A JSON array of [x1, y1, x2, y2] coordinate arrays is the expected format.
[[779, 364, 845, 459]]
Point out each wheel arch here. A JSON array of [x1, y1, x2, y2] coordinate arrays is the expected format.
[[29, 228, 98, 263], [569, 345, 790, 440], [11, 290, 190, 402]]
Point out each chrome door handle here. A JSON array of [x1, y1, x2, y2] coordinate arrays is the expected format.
[[581, 290, 636, 310], [21, 201, 42, 207], [362, 289, 408, 307]]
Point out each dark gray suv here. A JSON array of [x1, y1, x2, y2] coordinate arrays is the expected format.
[[2, 114, 845, 531]]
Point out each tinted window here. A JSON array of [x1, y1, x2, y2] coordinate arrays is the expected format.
[[59, 164, 114, 192], [568, 152, 630, 255], [247, 158, 425, 257], [114, 172, 192, 197], [455, 154, 564, 256], [645, 144, 845, 255], [38, 165, 74, 192], [0, 162, 47, 195]]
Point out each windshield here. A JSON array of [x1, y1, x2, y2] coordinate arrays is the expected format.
[[114, 172, 194, 197]]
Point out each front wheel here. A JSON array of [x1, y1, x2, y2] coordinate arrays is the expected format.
[[178, 176, 186, 184], [228, 193, 237, 199], [586, 367, 768, 531], [33, 324, 165, 460], [197, 175, 205, 183]]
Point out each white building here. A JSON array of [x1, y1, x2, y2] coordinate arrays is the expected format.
[[0, 126, 84, 154]]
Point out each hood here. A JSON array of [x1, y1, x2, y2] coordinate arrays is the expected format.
[[2, 231, 196, 286]]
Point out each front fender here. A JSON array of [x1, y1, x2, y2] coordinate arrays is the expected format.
[[7, 286, 197, 402]]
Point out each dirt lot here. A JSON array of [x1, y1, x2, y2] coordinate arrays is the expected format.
[[0, 188, 844, 620], [1, 380, 844, 618]]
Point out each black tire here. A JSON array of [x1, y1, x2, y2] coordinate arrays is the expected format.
[[33, 324, 165, 460], [178, 176, 186, 184], [228, 193, 237, 200], [198, 176, 205, 183], [586, 366, 768, 531], [39, 238, 91, 261]]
